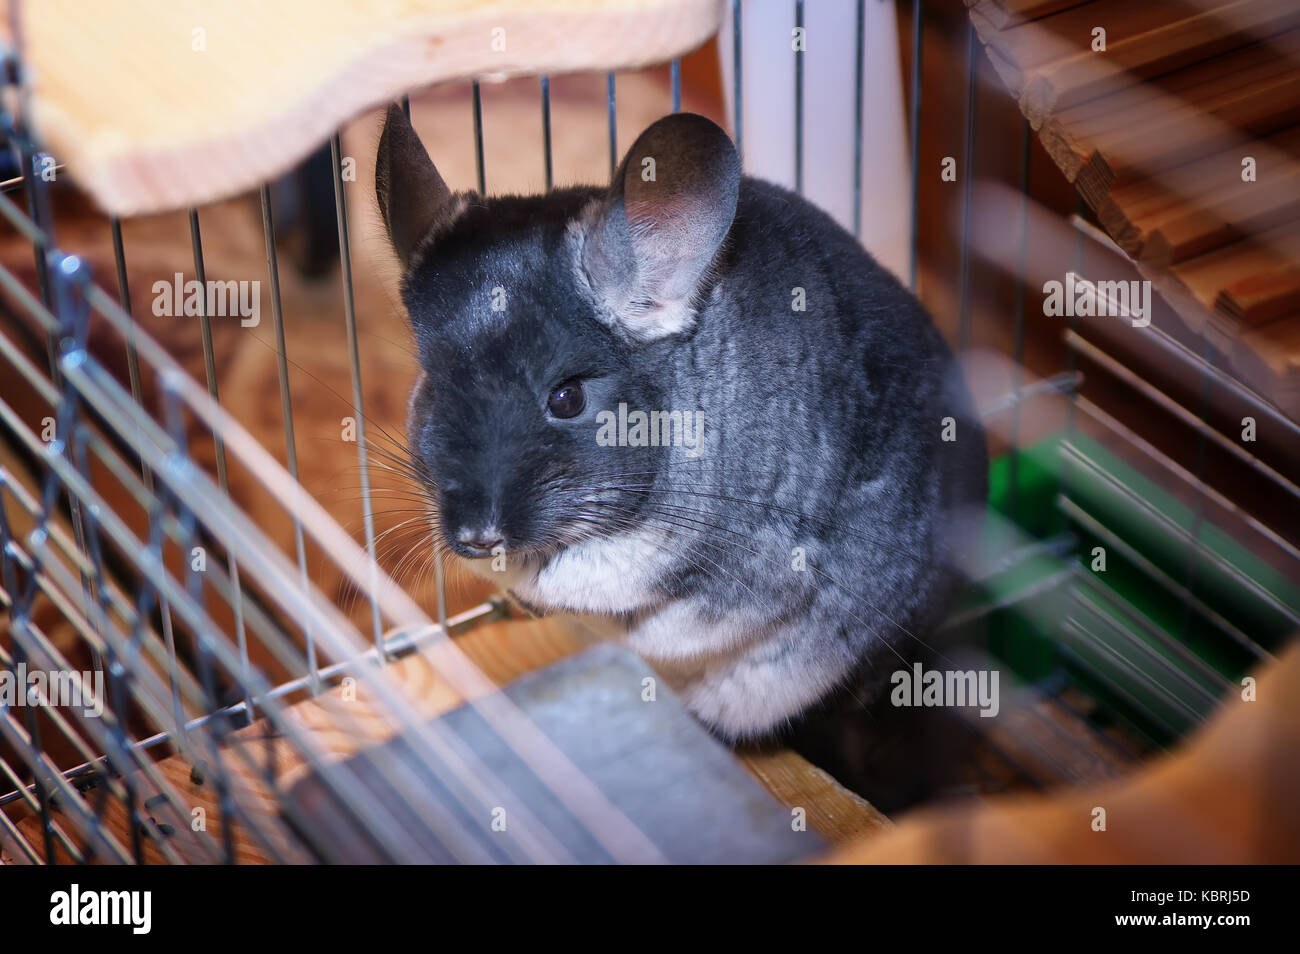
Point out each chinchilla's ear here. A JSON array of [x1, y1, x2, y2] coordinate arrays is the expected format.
[[375, 103, 462, 267], [581, 113, 740, 342]]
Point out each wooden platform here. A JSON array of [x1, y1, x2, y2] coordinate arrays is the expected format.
[[967, 0, 1300, 420], [829, 640, 1300, 863], [0, 613, 888, 864], [7, 0, 724, 215]]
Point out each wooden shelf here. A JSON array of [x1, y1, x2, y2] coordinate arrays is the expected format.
[[8, 0, 724, 216], [2, 614, 886, 864]]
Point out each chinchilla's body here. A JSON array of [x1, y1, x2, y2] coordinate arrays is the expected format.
[[377, 108, 986, 782]]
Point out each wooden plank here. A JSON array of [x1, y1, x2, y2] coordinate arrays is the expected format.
[[1163, 224, 1300, 321], [1024, 0, 1300, 117], [1137, 125, 1300, 265], [1063, 31, 1300, 187], [826, 642, 1300, 863], [966, 0, 1093, 32], [1234, 314, 1300, 418], [13, 0, 725, 216], [2, 613, 887, 862], [978, 1, 1209, 78], [967, 1, 1300, 423], [738, 748, 893, 844], [1217, 264, 1300, 324]]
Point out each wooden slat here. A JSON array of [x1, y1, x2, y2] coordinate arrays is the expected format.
[[970, 1, 1300, 420], [1235, 314, 1300, 413], [1025, 0, 1300, 117], [1064, 30, 1300, 187], [966, 0, 1093, 33], [2, 614, 887, 862], [827, 643, 1300, 863], [1136, 126, 1300, 265], [1170, 223, 1300, 316], [11, 0, 725, 215]]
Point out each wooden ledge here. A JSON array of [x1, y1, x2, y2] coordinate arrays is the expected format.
[[15, 0, 724, 216]]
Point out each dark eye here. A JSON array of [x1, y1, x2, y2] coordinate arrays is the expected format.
[[547, 379, 586, 419]]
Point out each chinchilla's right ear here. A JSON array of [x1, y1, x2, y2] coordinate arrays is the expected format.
[[375, 103, 463, 267]]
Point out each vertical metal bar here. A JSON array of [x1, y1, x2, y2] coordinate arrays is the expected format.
[[606, 72, 618, 177], [4, 11, 127, 865], [20, 148, 53, 318], [329, 133, 385, 655], [6, 2, 46, 308], [259, 184, 313, 705], [732, 0, 744, 164], [909, 0, 924, 291], [540, 76, 553, 192], [109, 220, 142, 416], [794, 0, 804, 195], [180, 219, 246, 864], [158, 381, 238, 864], [53, 252, 147, 862], [956, 22, 978, 354], [108, 218, 183, 708], [471, 81, 486, 195], [0, 412, 51, 868], [852, 0, 865, 240], [1008, 118, 1031, 523], [187, 208, 254, 691], [670, 59, 682, 113]]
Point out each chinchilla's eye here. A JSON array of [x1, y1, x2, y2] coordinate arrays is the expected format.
[[547, 379, 585, 419]]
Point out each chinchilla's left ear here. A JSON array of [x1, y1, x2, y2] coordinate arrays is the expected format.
[[580, 113, 740, 342], [375, 103, 463, 268]]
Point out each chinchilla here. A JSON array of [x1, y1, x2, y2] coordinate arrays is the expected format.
[[376, 106, 987, 808]]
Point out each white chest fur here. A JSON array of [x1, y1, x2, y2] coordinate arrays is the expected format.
[[470, 526, 677, 616], [462, 530, 850, 739]]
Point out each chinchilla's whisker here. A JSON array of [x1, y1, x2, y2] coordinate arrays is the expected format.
[[337, 514, 429, 611], [389, 520, 447, 596], [571, 481, 933, 566], [585, 496, 939, 668], [574, 518, 740, 615], [247, 321, 422, 459], [580, 501, 792, 621], [638, 500, 941, 665]]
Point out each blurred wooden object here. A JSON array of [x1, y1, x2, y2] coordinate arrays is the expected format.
[[7, 0, 724, 215], [2, 613, 885, 863], [828, 641, 1300, 862], [967, 0, 1300, 421]]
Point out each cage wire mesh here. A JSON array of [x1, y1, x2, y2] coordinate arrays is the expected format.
[[0, 0, 1297, 864], [0, 40, 690, 867]]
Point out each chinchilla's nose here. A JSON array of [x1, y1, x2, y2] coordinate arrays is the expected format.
[[455, 526, 505, 556]]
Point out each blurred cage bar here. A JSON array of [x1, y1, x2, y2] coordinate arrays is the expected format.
[[0, 0, 1297, 864]]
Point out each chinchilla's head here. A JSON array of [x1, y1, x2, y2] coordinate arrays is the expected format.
[[375, 105, 739, 560]]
